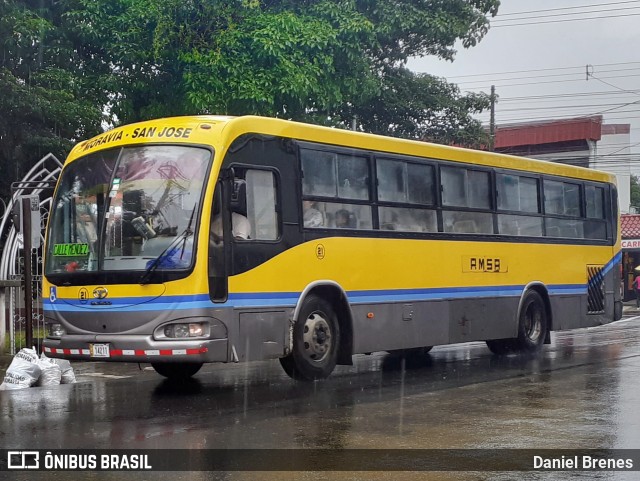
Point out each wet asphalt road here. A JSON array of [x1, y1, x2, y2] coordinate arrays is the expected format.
[[2, 316, 640, 480]]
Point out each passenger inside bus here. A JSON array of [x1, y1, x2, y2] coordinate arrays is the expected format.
[[303, 200, 324, 227], [211, 179, 251, 240], [211, 212, 250, 240], [334, 209, 356, 228]]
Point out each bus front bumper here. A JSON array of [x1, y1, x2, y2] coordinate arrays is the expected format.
[[42, 335, 229, 364]]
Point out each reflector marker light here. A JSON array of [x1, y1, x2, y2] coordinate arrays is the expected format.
[[43, 347, 208, 357]]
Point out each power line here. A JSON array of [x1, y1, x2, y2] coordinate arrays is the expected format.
[[458, 73, 640, 91], [605, 140, 640, 156], [443, 61, 640, 80], [492, 111, 640, 123], [456, 67, 640, 86], [587, 71, 640, 97], [492, 5, 640, 23], [491, 12, 640, 28], [475, 104, 640, 120], [499, 91, 640, 102], [457, 72, 640, 89], [497, 102, 640, 112], [495, 1, 640, 17], [478, 74, 640, 127]]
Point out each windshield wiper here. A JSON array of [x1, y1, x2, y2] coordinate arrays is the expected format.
[[139, 206, 197, 285]]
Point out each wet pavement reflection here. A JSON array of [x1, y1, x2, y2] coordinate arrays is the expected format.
[[2, 317, 640, 480]]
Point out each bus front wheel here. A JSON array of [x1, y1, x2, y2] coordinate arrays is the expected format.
[[280, 295, 340, 381], [152, 362, 203, 380], [487, 290, 548, 355]]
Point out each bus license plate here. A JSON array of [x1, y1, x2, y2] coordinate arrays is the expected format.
[[90, 343, 110, 358]]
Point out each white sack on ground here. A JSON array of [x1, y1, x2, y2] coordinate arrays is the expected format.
[[37, 354, 62, 386], [51, 358, 76, 384], [0, 348, 41, 390]]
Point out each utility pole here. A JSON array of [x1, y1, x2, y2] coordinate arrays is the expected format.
[[21, 196, 34, 350], [489, 85, 496, 151]]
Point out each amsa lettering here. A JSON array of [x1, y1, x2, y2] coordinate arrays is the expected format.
[[462, 256, 507, 273]]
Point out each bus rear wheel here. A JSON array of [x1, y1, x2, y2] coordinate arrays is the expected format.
[[280, 295, 340, 381], [487, 290, 548, 355], [152, 362, 203, 380]]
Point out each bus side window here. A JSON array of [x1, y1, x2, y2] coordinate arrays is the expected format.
[[246, 169, 278, 240], [230, 179, 251, 239]]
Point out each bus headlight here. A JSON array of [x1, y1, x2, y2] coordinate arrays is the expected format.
[[154, 318, 227, 340], [189, 323, 204, 337], [159, 322, 207, 339], [47, 323, 65, 338]]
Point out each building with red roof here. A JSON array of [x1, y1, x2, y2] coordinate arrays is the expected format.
[[494, 115, 631, 214], [493, 115, 634, 299], [621, 214, 640, 300]]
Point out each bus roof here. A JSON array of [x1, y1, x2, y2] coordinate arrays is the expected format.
[[67, 115, 616, 184]]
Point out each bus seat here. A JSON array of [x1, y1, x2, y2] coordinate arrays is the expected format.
[[546, 226, 561, 237], [453, 220, 478, 233]]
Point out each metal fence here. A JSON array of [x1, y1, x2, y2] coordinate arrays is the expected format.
[[0, 153, 62, 354]]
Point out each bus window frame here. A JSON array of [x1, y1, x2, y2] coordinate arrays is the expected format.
[[298, 143, 375, 232], [293, 138, 615, 245], [224, 163, 283, 244]]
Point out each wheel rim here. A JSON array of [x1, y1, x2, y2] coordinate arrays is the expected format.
[[302, 311, 332, 363], [523, 301, 543, 343]]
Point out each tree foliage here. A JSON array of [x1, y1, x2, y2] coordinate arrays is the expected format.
[[631, 174, 640, 210], [0, 0, 107, 202], [90, 0, 499, 138], [0, 0, 500, 202], [338, 66, 491, 147]]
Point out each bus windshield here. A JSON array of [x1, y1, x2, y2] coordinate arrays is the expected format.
[[45, 145, 211, 275]]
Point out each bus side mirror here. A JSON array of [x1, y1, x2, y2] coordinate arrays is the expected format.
[[14, 195, 42, 248]]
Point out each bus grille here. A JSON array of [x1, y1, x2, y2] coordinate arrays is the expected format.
[[587, 265, 605, 314]]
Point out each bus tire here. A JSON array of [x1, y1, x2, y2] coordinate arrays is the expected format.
[[486, 290, 548, 355], [485, 338, 516, 355], [152, 362, 203, 380], [280, 295, 340, 381], [513, 290, 548, 353]]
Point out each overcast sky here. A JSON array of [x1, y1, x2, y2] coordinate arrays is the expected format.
[[407, 0, 640, 169]]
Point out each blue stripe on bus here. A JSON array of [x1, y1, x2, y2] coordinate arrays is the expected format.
[[42, 251, 619, 313], [599, 250, 622, 278], [43, 283, 587, 312], [346, 285, 526, 303], [605, 251, 623, 275], [585, 250, 621, 290]]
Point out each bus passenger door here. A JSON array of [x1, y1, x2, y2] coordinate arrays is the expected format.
[[221, 136, 302, 276], [229, 167, 280, 273]]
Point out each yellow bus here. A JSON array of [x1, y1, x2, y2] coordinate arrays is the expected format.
[[42, 115, 622, 380]]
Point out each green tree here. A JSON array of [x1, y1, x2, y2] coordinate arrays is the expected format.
[[0, 0, 500, 206], [337, 66, 491, 146], [75, 0, 498, 140], [631, 174, 640, 210], [0, 0, 107, 202]]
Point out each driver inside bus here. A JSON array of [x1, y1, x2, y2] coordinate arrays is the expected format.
[[211, 211, 251, 241]]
